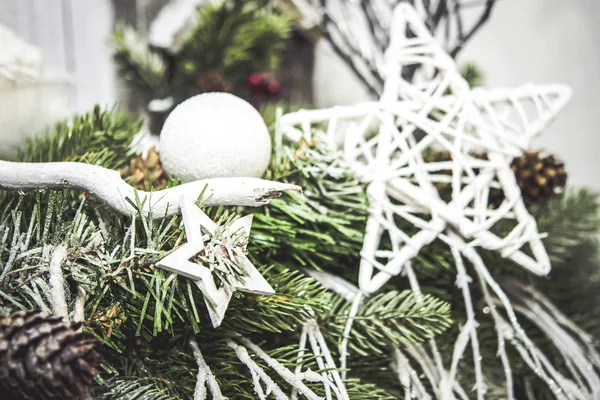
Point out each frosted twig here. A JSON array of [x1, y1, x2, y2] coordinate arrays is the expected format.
[[462, 244, 583, 398], [0, 160, 301, 218], [302, 267, 359, 301], [405, 343, 469, 400], [189, 338, 226, 400], [459, 243, 539, 358], [428, 340, 446, 388], [49, 245, 68, 318], [402, 261, 423, 303], [73, 286, 87, 323], [229, 340, 288, 400], [290, 320, 348, 400], [515, 302, 597, 397], [306, 320, 349, 400], [450, 237, 485, 398], [405, 344, 442, 398], [476, 272, 514, 399], [524, 284, 600, 366], [291, 323, 310, 400], [510, 334, 572, 400], [234, 337, 322, 400], [501, 281, 600, 397], [339, 292, 362, 380], [391, 348, 432, 400]]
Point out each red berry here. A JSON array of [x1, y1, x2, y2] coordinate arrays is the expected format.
[[267, 80, 281, 95], [248, 73, 264, 87]]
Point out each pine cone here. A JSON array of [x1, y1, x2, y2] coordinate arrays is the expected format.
[[511, 151, 567, 205], [0, 310, 102, 400], [195, 70, 231, 94], [121, 147, 169, 190]]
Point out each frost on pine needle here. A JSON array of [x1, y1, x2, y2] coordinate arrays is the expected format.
[[190, 212, 251, 289]]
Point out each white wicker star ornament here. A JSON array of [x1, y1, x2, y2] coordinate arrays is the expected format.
[[280, 3, 571, 295], [157, 196, 274, 327], [279, 4, 592, 398]]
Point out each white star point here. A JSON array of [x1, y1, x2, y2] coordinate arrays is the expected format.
[[157, 196, 274, 327]]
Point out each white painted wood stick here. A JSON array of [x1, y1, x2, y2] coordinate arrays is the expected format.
[[0, 160, 300, 218], [48, 245, 68, 319]]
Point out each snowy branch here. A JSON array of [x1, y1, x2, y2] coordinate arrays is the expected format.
[[49, 245, 68, 319], [0, 160, 301, 218], [189, 338, 225, 400]]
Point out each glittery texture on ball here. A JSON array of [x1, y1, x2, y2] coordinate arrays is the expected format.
[[159, 93, 272, 182]]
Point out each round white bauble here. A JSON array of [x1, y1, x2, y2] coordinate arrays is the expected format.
[[159, 92, 271, 182]]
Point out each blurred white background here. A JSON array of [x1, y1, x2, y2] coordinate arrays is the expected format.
[[1, 0, 598, 189], [462, 0, 600, 190], [0, 0, 116, 111]]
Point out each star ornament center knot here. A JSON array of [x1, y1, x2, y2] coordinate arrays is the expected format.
[[157, 196, 274, 327]]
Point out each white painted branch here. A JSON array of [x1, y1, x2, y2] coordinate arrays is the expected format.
[[307, 320, 350, 400], [475, 275, 514, 399], [228, 340, 290, 400], [302, 267, 359, 301], [189, 338, 225, 400], [49, 245, 68, 318], [235, 336, 323, 400], [291, 323, 309, 400], [73, 286, 87, 323], [339, 292, 362, 381], [405, 344, 442, 398], [0, 160, 301, 218], [450, 236, 485, 399]]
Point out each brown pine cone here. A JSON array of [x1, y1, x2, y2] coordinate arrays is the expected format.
[[195, 70, 231, 94], [121, 147, 169, 190], [511, 150, 567, 205], [0, 310, 102, 400]]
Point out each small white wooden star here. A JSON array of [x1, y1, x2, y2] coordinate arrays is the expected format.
[[157, 196, 274, 327]]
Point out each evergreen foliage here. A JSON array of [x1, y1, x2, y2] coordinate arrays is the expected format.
[[459, 62, 485, 88], [111, 0, 293, 109], [0, 108, 454, 398], [2, 2, 596, 396], [3, 103, 600, 398]]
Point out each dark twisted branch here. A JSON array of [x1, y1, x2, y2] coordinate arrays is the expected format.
[[449, 0, 496, 57], [316, 0, 497, 94], [432, 0, 449, 29], [319, 2, 384, 96]]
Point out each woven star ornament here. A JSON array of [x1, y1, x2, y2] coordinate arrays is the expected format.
[[279, 3, 571, 294], [157, 196, 274, 327]]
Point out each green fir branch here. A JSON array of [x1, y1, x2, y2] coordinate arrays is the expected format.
[[250, 143, 368, 275], [178, 0, 292, 87], [110, 0, 293, 106], [15, 105, 141, 168], [223, 266, 331, 334], [460, 62, 485, 87], [325, 291, 453, 356], [111, 25, 168, 100], [534, 188, 600, 265]]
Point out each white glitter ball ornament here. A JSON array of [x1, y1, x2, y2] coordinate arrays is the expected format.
[[159, 92, 272, 182]]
